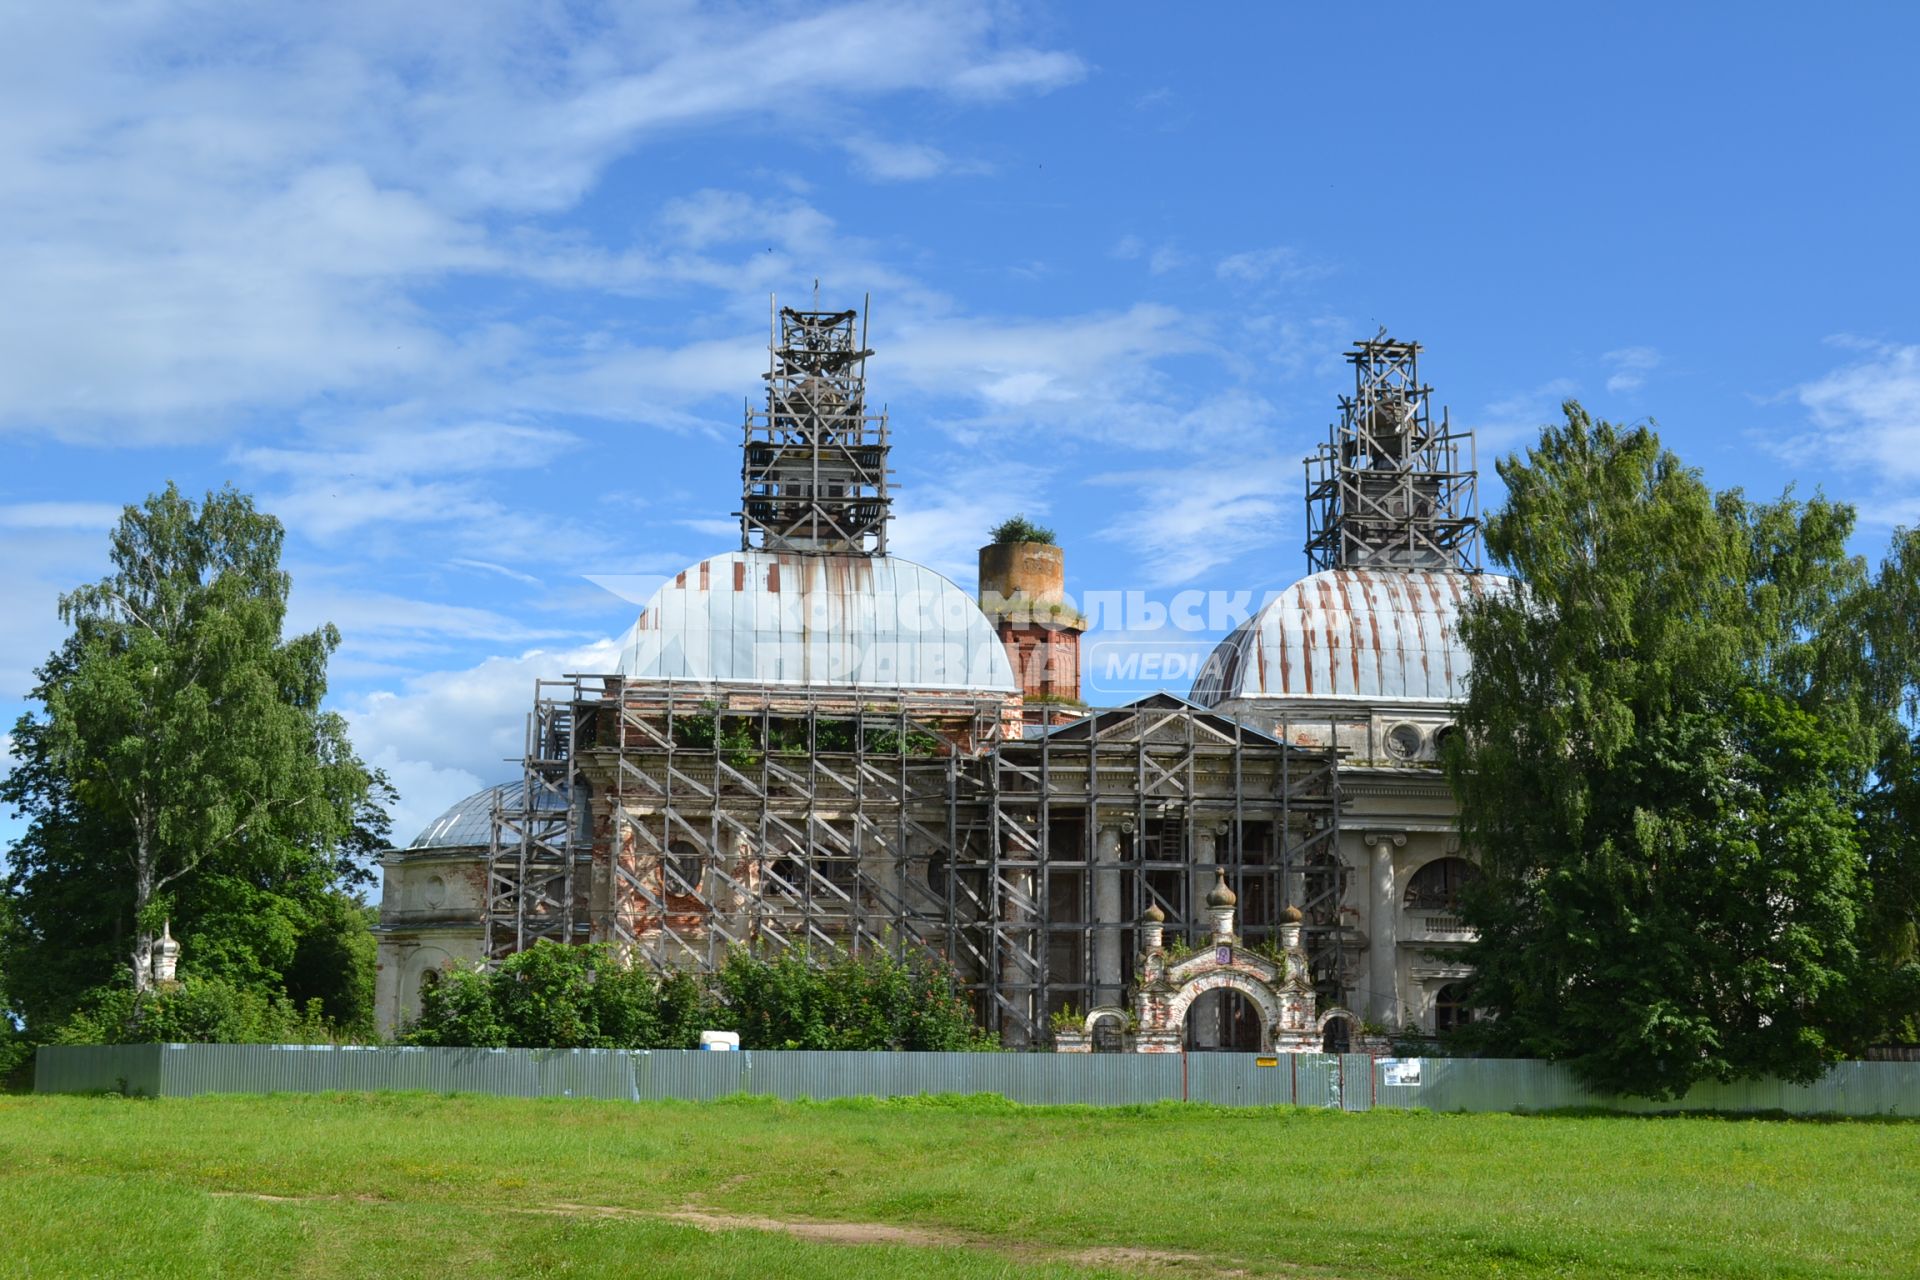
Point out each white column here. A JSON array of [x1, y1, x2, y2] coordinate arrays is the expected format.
[[1191, 822, 1223, 933], [1365, 833, 1404, 1026], [1094, 823, 1125, 1000], [1000, 865, 1034, 1049]]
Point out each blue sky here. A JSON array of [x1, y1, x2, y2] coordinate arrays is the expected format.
[[3, 2, 1918, 846]]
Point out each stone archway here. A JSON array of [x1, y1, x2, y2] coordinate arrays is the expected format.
[[1316, 1006, 1358, 1053], [1165, 972, 1283, 1052]]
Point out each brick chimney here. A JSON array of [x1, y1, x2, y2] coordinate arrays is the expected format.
[[979, 537, 1087, 726]]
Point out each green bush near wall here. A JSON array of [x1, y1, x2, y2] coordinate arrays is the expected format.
[[402, 941, 996, 1052]]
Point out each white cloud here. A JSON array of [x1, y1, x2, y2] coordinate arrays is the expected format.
[[230, 421, 618, 561], [345, 636, 625, 841], [0, 2, 1083, 437], [0, 502, 123, 530], [1148, 245, 1189, 276], [1090, 450, 1296, 587], [291, 588, 582, 650], [885, 303, 1217, 445], [841, 135, 981, 182], [1794, 340, 1920, 484], [1215, 246, 1320, 287], [945, 48, 1086, 99], [1603, 346, 1661, 394], [889, 459, 1056, 585], [1478, 378, 1579, 452], [0, 529, 105, 700], [235, 423, 577, 482], [449, 559, 545, 587]]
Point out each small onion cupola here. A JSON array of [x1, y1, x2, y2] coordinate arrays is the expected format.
[[1206, 871, 1238, 945]]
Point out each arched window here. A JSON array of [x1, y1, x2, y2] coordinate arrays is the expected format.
[[1435, 983, 1472, 1034], [665, 840, 704, 893], [1404, 857, 1479, 912]]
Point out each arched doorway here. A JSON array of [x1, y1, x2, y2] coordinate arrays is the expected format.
[[1435, 982, 1472, 1034], [1319, 1010, 1355, 1053], [1183, 988, 1264, 1052]]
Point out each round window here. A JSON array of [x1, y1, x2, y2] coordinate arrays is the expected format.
[[1385, 723, 1424, 760]]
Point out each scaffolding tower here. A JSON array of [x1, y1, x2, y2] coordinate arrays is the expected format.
[[739, 295, 891, 554], [496, 679, 1345, 1048], [1304, 334, 1481, 573], [485, 678, 589, 960]]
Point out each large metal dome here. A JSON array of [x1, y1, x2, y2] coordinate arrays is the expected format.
[[1190, 568, 1510, 706], [620, 550, 1016, 692]]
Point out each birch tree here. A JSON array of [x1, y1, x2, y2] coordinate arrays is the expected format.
[[36, 484, 368, 992]]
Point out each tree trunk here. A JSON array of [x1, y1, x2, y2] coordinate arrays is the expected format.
[[131, 816, 154, 993]]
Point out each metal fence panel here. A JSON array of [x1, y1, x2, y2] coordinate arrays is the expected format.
[[33, 1044, 164, 1097], [1338, 1053, 1374, 1110], [1184, 1053, 1295, 1106], [633, 1050, 746, 1101], [1369, 1057, 1920, 1116], [29, 1046, 1920, 1115], [1293, 1053, 1341, 1108]]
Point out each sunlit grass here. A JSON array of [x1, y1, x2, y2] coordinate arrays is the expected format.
[[2, 1092, 1916, 1278]]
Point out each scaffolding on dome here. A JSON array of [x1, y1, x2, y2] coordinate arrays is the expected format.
[[739, 293, 891, 555], [1304, 334, 1481, 574]]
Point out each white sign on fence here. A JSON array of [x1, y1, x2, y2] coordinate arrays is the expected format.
[[1381, 1058, 1422, 1087]]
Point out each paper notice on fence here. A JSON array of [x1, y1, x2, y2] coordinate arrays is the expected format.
[[1381, 1059, 1422, 1087]]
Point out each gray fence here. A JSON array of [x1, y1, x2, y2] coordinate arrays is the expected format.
[[31, 1044, 1920, 1116]]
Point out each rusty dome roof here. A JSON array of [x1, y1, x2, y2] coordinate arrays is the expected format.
[[620, 550, 1017, 692], [1189, 568, 1510, 706]]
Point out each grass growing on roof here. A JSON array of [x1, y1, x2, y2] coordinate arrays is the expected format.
[[3, 1091, 1918, 1278]]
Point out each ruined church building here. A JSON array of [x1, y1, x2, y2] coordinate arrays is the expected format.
[[376, 299, 1504, 1053]]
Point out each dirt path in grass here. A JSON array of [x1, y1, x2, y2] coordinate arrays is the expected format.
[[212, 1190, 1301, 1276], [652, 1203, 1264, 1277], [527, 1199, 1265, 1275]]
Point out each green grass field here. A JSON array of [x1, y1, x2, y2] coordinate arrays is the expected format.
[[2, 1093, 1917, 1279]]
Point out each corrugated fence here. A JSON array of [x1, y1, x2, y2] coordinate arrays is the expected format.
[[31, 1045, 1920, 1116]]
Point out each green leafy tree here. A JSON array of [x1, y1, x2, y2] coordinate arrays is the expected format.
[[1448, 405, 1905, 1096], [2, 484, 384, 1033], [1851, 529, 1920, 1039]]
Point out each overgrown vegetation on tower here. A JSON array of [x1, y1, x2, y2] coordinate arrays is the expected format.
[[988, 515, 1055, 545]]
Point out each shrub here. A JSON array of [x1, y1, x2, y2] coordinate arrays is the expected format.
[[52, 976, 340, 1046], [716, 945, 995, 1051], [403, 942, 726, 1050], [402, 940, 995, 1051], [988, 515, 1055, 546]]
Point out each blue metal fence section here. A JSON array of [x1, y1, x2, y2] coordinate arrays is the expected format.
[[30, 1043, 164, 1097], [1368, 1056, 1920, 1118], [30, 1045, 1920, 1116]]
